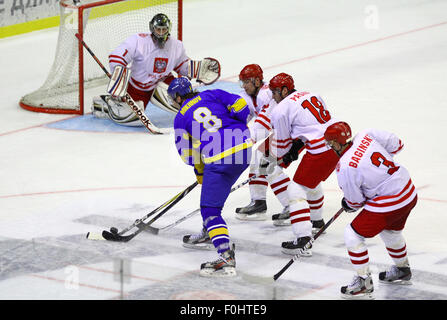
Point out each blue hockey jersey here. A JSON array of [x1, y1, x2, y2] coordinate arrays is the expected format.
[[174, 89, 252, 166]]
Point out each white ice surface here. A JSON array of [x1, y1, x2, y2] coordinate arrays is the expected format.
[[0, 0, 446, 300]]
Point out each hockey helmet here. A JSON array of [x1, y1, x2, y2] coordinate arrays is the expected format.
[[324, 121, 352, 145], [167, 77, 193, 100], [239, 64, 263, 81], [150, 13, 172, 48], [269, 73, 295, 91]]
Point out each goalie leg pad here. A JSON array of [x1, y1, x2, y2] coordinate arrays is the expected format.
[[92, 95, 144, 126], [92, 95, 112, 119], [150, 81, 180, 114]]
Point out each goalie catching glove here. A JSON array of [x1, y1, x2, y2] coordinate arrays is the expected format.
[[188, 57, 221, 85]]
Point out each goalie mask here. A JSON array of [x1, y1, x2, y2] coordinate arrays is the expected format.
[[150, 13, 172, 48]]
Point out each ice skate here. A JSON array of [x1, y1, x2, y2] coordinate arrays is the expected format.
[[235, 200, 267, 221], [281, 236, 312, 256], [341, 274, 374, 300], [182, 227, 214, 250], [379, 265, 412, 285], [312, 219, 325, 236], [272, 206, 290, 226], [199, 246, 236, 277]]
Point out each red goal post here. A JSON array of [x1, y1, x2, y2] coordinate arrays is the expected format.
[[19, 0, 183, 115]]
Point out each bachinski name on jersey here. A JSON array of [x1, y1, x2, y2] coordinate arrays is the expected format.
[[349, 134, 373, 168]]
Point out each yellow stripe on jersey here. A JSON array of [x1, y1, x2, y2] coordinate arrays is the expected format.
[[208, 227, 229, 239], [202, 140, 253, 164], [180, 148, 202, 165], [182, 133, 201, 148], [227, 98, 248, 113]]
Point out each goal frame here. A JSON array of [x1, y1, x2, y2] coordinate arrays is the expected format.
[[19, 0, 183, 115]]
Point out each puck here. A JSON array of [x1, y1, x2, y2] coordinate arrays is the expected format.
[[110, 227, 118, 234]]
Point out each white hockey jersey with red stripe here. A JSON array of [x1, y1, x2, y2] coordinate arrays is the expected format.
[[109, 33, 190, 91], [269, 90, 337, 158], [336, 129, 416, 213], [239, 84, 276, 142]]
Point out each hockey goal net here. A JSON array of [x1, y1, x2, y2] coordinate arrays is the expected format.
[[19, 0, 182, 115]]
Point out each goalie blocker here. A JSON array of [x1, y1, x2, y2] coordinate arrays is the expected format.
[[92, 57, 221, 126]]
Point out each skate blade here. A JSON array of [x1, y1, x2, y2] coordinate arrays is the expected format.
[[235, 213, 268, 221], [183, 243, 215, 251], [273, 220, 290, 226], [379, 279, 412, 285], [199, 267, 237, 278], [341, 292, 375, 300], [281, 248, 312, 257]]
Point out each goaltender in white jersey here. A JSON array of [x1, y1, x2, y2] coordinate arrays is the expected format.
[[324, 122, 417, 299], [109, 32, 188, 93], [93, 13, 220, 127]]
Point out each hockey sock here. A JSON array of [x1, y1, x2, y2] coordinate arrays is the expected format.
[[345, 224, 371, 276], [202, 207, 230, 254], [379, 230, 409, 267]]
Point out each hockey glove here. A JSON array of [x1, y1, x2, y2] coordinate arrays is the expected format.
[[282, 139, 304, 165], [194, 162, 204, 184], [341, 198, 357, 213]]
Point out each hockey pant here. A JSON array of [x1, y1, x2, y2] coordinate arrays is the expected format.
[[287, 182, 325, 238], [344, 196, 417, 276]]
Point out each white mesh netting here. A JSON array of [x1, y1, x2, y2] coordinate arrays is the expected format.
[[19, 0, 180, 114]]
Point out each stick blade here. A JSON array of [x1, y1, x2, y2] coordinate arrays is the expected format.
[[86, 232, 106, 240], [101, 230, 134, 242]]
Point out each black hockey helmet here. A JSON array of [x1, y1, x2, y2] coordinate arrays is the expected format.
[[149, 13, 172, 48]]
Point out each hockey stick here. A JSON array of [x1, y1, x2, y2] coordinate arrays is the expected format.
[[86, 181, 198, 242], [273, 207, 344, 281], [144, 174, 259, 235], [145, 208, 201, 235], [74, 33, 166, 135]]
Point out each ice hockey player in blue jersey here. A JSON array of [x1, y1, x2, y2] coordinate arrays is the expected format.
[[167, 77, 252, 277]]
